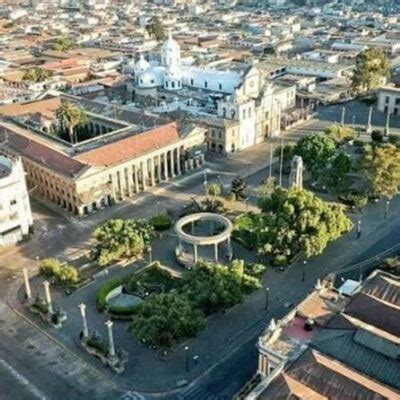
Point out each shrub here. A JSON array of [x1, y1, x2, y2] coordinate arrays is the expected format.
[[272, 254, 288, 266], [225, 192, 236, 202], [39, 258, 79, 286], [96, 277, 124, 312], [149, 214, 173, 231], [40, 258, 62, 277], [245, 263, 267, 277], [352, 139, 364, 147], [371, 130, 383, 143], [107, 304, 142, 316], [86, 337, 108, 355]]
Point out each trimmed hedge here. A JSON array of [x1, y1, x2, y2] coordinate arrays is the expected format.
[[149, 215, 173, 231], [96, 277, 124, 312], [107, 303, 142, 316]]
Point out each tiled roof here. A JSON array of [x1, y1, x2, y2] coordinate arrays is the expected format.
[[0, 97, 61, 117], [345, 292, 400, 337], [260, 349, 399, 400], [75, 122, 180, 167], [311, 328, 400, 390], [1, 126, 87, 178]]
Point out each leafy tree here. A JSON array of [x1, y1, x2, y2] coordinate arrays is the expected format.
[[274, 142, 296, 173], [329, 152, 352, 186], [131, 293, 205, 348], [181, 196, 226, 216], [361, 144, 400, 198], [55, 102, 88, 144], [231, 176, 247, 201], [51, 36, 74, 51], [22, 67, 51, 83], [146, 16, 165, 41], [207, 183, 221, 198], [251, 187, 352, 260], [294, 133, 337, 179], [39, 258, 79, 286], [181, 260, 261, 315], [149, 214, 172, 231], [92, 219, 154, 267], [371, 130, 384, 143], [324, 124, 355, 142], [351, 48, 390, 94]]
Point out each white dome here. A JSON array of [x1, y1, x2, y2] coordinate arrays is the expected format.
[[138, 70, 159, 88], [134, 54, 150, 75]]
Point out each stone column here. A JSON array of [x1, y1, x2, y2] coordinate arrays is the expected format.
[[169, 149, 175, 178], [78, 303, 88, 339], [125, 167, 132, 197], [23, 268, 32, 301], [163, 153, 169, 180], [43, 280, 53, 315], [141, 161, 147, 190], [119, 169, 126, 199], [134, 164, 140, 193], [157, 154, 162, 182], [105, 320, 115, 357], [214, 243, 218, 262], [385, 112, 391, 136], [194, 244, 198, 264], [150, 158, 156, 187], [176, 148, 181, 175]]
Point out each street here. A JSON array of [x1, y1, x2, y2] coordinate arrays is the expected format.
[[0, 102, 399, 400]]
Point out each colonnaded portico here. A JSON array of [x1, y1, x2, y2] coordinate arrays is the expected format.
[[174, 212, 233, 268]]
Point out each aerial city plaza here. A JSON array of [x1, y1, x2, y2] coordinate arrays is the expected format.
[[0, 0, 400, 399]]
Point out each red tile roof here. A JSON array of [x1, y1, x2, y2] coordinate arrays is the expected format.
[[75, 122, 180, 167], [1, 126, 86, 178]]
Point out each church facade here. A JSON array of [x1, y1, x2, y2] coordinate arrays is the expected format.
[[127, 33, 297, 155]]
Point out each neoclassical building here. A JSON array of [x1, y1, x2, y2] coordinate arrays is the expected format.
[[0, 151, 33, 246], [0, 92, 205, 216], [126, 33, 297, 155]]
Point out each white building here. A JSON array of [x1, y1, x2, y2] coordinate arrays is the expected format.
[[0, 152, 33, 247], [129, 33, 297, 154], [377, 86, 400, 116], [132, 31, 242, 94]]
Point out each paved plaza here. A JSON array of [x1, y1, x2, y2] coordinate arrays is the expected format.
[[0, 102, 399, 399]]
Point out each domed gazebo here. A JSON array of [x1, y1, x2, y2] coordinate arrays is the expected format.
[[174, 212, 233, 268]]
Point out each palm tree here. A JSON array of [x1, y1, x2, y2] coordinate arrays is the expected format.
[[55, 102, 88, 144]]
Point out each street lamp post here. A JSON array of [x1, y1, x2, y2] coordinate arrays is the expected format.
[[356, 220, 362, 240], [156, 201, 160, 216], [278, 134, 284, 187], [148, 245, 153, 264], [265, 287, 270, 311], [302, 260, 307, 283], [340, 106, 346, 126], [269, 141, 273, 179], [385, 199, 390, 219], [185, 346, 189, 373]]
